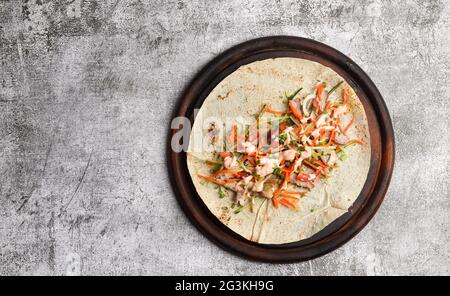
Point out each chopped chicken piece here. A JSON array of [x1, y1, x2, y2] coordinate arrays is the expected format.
[[282, 149, 297, 162], [224, 156, 240, 169]]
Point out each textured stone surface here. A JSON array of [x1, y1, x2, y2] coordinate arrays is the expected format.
[[0, 0, 449, 275]]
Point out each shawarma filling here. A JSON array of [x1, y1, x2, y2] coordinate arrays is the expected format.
[[198, 81, 366, 213]]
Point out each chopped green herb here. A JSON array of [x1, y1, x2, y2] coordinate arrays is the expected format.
[[277, 114, 290, 121], [337, 149, 347, 161], [286, 87, 303, 100], [249, 197, 255, 212], [211, 164, 223, 173], [257, 104, 267, 119], [206, 159, 222, 165], [279, 133, 287, 144], [284, 118, 294, 125], [273, 166, 282, 177], [328, 81, 344, 95], [343, 142, 358, 149], [234, 203, 250, 214], [238, 159, 252, 173], [218, 186, 226, 199], [310, 208, 315, 213], [311, 151, 321, 159]]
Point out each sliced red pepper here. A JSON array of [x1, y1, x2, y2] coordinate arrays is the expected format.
[[296, 173, 311, 182]]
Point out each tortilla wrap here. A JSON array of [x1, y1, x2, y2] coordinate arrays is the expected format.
[[186, 57, 370, 244]]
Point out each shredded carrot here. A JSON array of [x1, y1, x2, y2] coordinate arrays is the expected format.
[[342, 88, 349, 105], [272, 196, 279, 208], [303, 160, 319, 170], [213, 169, 241, 177], [198, 174, 226, 186], [324, 101, 332, 113], [325, 130, 336, 146], [336, 117, 346, 135], [273, 169, 291, 205], [294, 125, 303, 134], [286, 157, 297, 174], [224, 178, 239, 184], [227, 124, 237, 145], [312, 160, 326, 168], [288, 100, 303, 120], [343, 116, 355, 134], [279, 198, 297, 209], [313, 159, 336, 169], [283, 191, 306, 195], [317, 159, 336, 169], [278, 192, 300, 200], [197, 82, 368, 214], [346, 139, 367, 146], [317, 83, 323, 98], [314, 83, 324, 112], [318, 129, 327, 141], [315, 168, 327, 177], [265, 106, 287, 115], [312, 99, 320, 113]]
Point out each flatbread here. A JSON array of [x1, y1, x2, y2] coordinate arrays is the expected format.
[[186, 57, 370, 244]]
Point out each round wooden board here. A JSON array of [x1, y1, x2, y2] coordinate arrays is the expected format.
[[168, 36, 395, 262]]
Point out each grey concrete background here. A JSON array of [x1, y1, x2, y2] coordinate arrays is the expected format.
[[0, 0, 448, 276]]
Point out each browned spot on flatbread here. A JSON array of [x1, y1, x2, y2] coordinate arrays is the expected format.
[[218, 206, 231, 225], [217, 91, 231, 100], [207, 121, 219, 144]]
